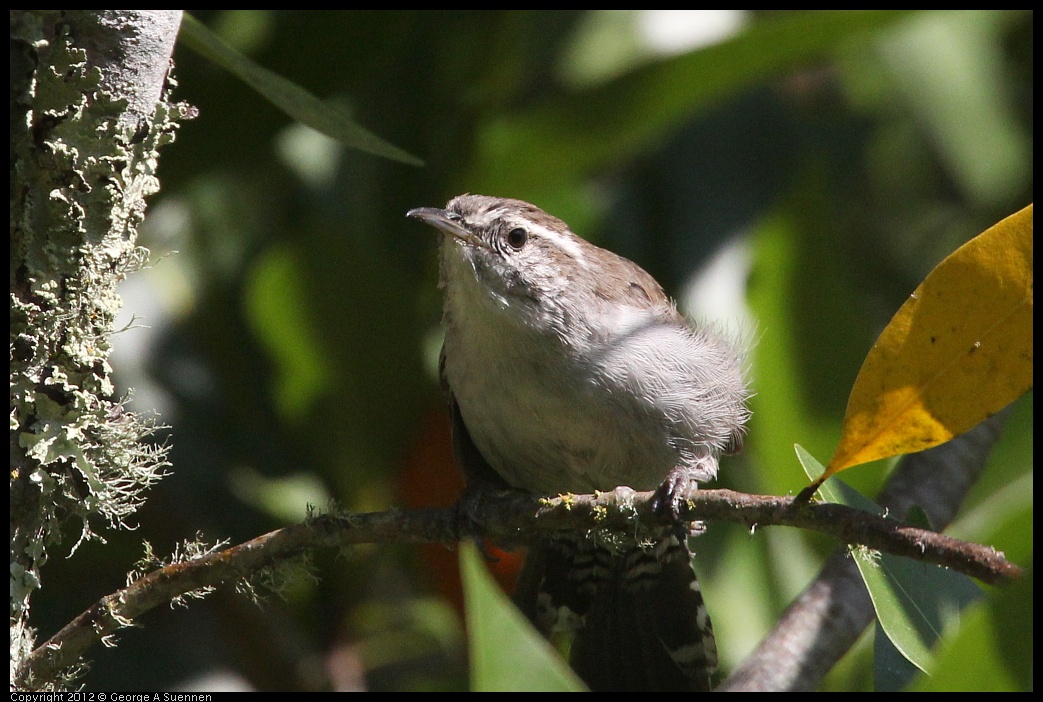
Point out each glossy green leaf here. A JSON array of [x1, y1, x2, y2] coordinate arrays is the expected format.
[[459, 542, 586, 692], [178, 13, 422, 165], [795, 445, 983, 682]]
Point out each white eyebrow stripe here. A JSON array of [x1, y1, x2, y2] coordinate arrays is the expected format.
[[468, 209, 503, 229], [526, 221, 589, 268]]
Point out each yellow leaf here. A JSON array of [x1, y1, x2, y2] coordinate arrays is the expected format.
[[823, 204, 1033, 480]]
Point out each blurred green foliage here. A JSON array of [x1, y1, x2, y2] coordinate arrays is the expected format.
[[32, 10, 1031, 691]]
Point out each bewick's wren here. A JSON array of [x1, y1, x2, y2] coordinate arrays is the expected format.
[[408, 194, 750, 691]]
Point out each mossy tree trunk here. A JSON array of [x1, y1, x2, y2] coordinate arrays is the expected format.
[[10, 10, 185, 690]]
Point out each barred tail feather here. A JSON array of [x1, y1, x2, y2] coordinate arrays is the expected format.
[[514, 534, 716, 692]]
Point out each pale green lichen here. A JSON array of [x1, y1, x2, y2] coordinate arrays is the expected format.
[[851, 543, 883, 565], [236, 552, 319, 607], [126, 535, 230, 609], [10, 12, 186, 684]]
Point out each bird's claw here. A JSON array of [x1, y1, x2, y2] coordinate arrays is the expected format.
[[651, 467, 699, 544]]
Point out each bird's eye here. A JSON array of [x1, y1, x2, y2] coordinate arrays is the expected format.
[[506, 227, 528, 250]]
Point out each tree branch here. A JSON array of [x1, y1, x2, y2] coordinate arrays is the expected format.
[[14, 433, 1021, 689]]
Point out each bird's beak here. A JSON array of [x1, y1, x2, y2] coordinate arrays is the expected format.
[[407, 207, 483, 248], [407, 207, 464, 236]]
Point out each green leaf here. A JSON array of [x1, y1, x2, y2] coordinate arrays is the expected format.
[[910, 560, 1033, 692], [872, 619, 922, 691], [244, 246, 332, 421], [877, 11, 1031, 208], [177, 13, 422, 166], [471, 10, 919, 196], [794, 445, 984, 685], [459, 542, 586, 692]]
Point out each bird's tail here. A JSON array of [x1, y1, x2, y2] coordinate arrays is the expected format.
[[514, 532, 717, 691]]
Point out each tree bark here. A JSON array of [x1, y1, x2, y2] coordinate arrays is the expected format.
[[10, 10, 185, 690]]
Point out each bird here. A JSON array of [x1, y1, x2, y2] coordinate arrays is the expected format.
[[408, 194, 750, 690]]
